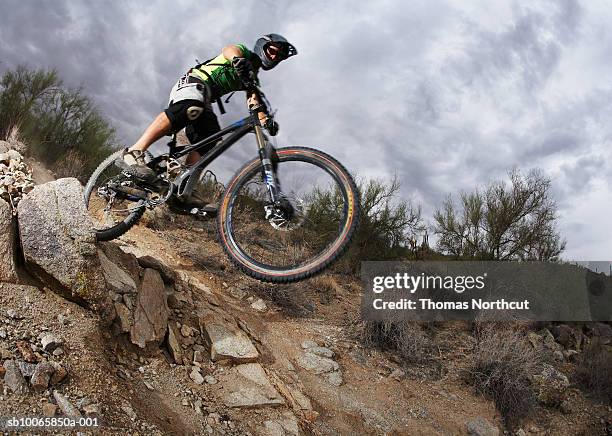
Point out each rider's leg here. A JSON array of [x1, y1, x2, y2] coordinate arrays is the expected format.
[[129, 112, 172, 153], [118, 74, 209, 180]]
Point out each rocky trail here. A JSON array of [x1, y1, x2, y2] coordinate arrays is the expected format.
[[0, 139, 610, 435]]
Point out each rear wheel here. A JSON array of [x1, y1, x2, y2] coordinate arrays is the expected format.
[[83, 150, 148, 241], [217, 146, 359, 283]]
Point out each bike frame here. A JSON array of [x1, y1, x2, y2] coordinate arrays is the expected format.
[[150, 102, 282, 205]]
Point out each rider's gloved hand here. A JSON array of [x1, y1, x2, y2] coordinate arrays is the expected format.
[[231, 57, 255, 88], [264, 118, 279, 136]]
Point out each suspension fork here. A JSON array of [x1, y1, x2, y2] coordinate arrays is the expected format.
[[254, 124, 282, 205]]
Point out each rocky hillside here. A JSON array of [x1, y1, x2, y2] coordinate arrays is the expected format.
[[0, 139, 610, 435]]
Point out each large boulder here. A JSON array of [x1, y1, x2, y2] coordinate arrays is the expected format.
[[130, 268, 169, 348], [0, 198, 18, 282], [17, 178, 112, 320]]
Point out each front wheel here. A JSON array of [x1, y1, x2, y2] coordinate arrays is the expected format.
[[217, 146, 360, 283]]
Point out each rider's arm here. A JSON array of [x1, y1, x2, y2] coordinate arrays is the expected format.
[[247, 92, 268, 125], [223, 46, 271, 126]]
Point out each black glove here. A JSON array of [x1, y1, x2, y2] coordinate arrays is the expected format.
[[231, 57, 255, 88], [265, 118, 279, 136]]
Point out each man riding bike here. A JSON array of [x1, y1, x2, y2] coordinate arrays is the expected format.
[[116, 33, 297, 205]]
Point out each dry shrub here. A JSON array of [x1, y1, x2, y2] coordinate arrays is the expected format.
[[309, 275, 343, 304], [575, 338, 612, 403], [52, 149, 87, 180], [464, 325, 543, 426], [358, 320, 434, 364]]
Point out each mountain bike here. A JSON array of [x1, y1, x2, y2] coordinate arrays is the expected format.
[[83, 85, 359, 283]]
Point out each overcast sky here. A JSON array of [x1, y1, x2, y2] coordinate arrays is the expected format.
[[1, 0, 610, 260]]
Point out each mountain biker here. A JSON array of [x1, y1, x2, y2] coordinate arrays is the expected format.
[[116, 34, 298, 195]]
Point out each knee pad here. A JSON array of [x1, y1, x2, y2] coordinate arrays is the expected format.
[[164, 99, 205, 132]]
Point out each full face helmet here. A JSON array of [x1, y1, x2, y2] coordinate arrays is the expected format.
[[253, 34, 298, 70]]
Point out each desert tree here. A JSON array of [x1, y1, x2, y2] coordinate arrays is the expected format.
[[433, 169, 566, 260]]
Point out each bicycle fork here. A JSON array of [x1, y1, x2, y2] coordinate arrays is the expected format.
[[254, 125, 292, 220]]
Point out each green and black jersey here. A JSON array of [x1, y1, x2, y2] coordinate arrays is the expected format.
[[189, 43, 259, 98]]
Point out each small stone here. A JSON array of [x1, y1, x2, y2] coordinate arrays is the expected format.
[[193, 350, 205, 363], [250, 299, 267, 312], [182, 398, 190, 406], [52, 348, 64, 357], [324, 371, 343, 386], [190, 368, 204, 384], [301, 340, 319, 349], [49, 362, 68, 385], [309, 346, 334, 358], [17, 361, 37, 377], [42, 402, 58, 417], [83, 404, 101, 417], [121, 404, 137, 421], [144, 380, 154, 390], [553, 350, 564, 362], [167, 324, 183, 365], [53, 391, 81, 417], [0, 329, 6, 339], [31, 361, 55, 392], [3, 360, 29, 394], [204, 375, 217, 385], [296, 352, 339, 374], [390, 368, 405, 380], [230, 287, 247, 300], [465, 417, 499, 436], [6, 309, 18, 319], [180, 324, 193, 337], [40, 333, 62, 352], [76, 397, 92, 409], [57, 314, 70, 325]]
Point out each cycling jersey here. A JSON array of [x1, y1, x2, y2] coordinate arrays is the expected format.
[[189, 43, 260, 98]]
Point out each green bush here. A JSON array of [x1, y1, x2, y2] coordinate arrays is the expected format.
[[0, 65, 117, 181]]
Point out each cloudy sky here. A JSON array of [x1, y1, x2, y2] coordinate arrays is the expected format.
[[1, 0, 610, 260]]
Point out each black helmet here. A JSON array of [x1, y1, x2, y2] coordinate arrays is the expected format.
[[253, 34, 297, 70]]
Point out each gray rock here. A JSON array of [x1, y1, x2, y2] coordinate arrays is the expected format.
[[0, 198, 18, 282], [17, 360, 37, 377], [52, 348, 64, 357], [220, 363, 284, 408], [296, 352, 339, 374], [309, 346, 334, 358], [31, 361, 55, 392], [98, 250, 137, 294], [204, 375, 218, 385], [250, 298, 267, 312], [465, 417, 499, 436], [3, 360, 29, 394], [17, 179, 112, 321], [324, 370, 344, 386], [190, 367, 204, 384], [200, 314, 259, 363], [114, 302, 133, 333], [53, 391, 82, 417], [130, 268, 169, 348], [41, 333, 62, 352], [301, 340, 319, 349], [166, 323, 183, 364], [531, 363, 570, 405]]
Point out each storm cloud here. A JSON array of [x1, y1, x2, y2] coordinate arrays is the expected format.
[[0, 0, 610, 259]]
